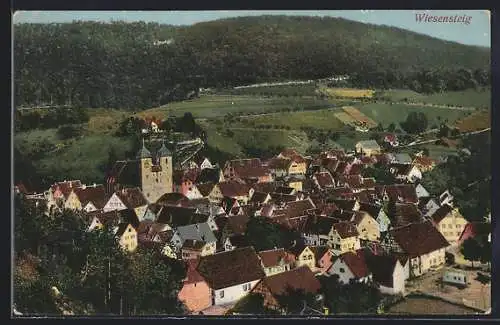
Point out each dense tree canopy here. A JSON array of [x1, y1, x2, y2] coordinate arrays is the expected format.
[[14, 17, 490, 109], [14, 197, 187, 316]]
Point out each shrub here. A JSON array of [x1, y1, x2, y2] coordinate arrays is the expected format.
[[57, 125, 81, 140]]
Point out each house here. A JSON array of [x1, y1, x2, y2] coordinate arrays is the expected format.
[[355, 140, 381, 157], [218, 180, 254, 205], [285, 176, 304, 193], [267, 158, 292, 178], [287, 243, 316, 271], [420, 197, 441, 218], [116, 223, 138, 252], [302, 216, 339, 247], [390, 203, 425, 228], [358, 202, 391, 233], [310, 246, 334, 274], [387, 153, 413, 165], [332, 199, 360, 212], [103, 187, 149, 221], [196, 247, 265, 306], [181, 239, 216, 260], [412, 156, 436, 172], [351, 211, 380, 242], [380, 221, 449, 278], [251, 266, 321, 311], [50, 180, 83, 203], [327, 250, 372, 284], [170, 223, 218, 254], [312, 172, 336, 190], [430, 205, 469, 246], [249, 191, 272, 206], [365, 253, 408, 295], [223, 159, 273, 183], [258, 248, 294, 276], [439, 190, 454, 207], [383, 184, 419, 204], [415, 184, 430, 199], [383, 134, 399, 147], [178, 259, 212, 313], [328, 222, 361, 255], [156, 192, 190, 207], [173, 169, 204, 200], [189, 157, 213, 170], [390, 164, 422, 183], [200, 183, 224, 203]]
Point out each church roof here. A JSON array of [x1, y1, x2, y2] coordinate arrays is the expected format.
[[137, 140, 152, 159], [157, 140, 172, 157]]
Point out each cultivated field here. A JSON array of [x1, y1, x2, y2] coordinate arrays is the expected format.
[[223, 84, 318, 97], [454, 110, 491, 133], [342, 106, 378, 128], [241, 109, 344, 130], [358, 103, 471, 129], [318, 87, 375, 99], [137, 95, 336, 119], [381, 88, 491, 109]]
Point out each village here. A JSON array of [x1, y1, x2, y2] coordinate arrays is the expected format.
[[14, 116, 492, 316]]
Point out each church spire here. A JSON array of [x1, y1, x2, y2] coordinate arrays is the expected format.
[[136, 138, 152, 159], [158, 139, 172, 157]]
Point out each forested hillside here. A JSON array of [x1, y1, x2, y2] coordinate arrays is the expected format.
[[14, 16, 490, 109]]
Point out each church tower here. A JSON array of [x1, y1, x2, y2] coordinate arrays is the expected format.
[[138, 139, 173, 203]]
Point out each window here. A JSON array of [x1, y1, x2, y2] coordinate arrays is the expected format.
[[456, 225, 461, 229], [339, 267, 345, 273], [219, 290, 224, 298], [243, 283, 250, 291], [457, 232, 461, 236], [129, 228, 132, 232]]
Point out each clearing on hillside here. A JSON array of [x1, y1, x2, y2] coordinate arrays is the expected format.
[[318, 87, 375, 99], [241, 109, 344, 130], [454, 110, 491, 133], [135, 95, 334, 119]]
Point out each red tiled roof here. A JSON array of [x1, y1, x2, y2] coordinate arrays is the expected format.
[[314, 172, 335, 189], [74, 185, 107, 209], [338, 250, 370, 278], [184, 258, 206, 284], [259, 266, 321, 297], [385, 184, 418, 204], [197, 247, 265, 290], [388, 221, 449, 257], [218, 180, 251, 198], [332, 221, 359, 238], [258, 248, 290, 267], [116, 187, 148, 209], [156, 192, 189, 206], [413, 156, 436, 168], [279, 149, 301, 159]]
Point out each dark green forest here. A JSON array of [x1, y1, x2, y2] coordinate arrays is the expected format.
[[14, 16, 490, 109]]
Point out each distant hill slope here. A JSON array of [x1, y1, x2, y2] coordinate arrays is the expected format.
[[14, 16, 490, 109]]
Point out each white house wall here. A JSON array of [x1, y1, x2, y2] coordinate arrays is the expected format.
[[212, 280, 261, 306]]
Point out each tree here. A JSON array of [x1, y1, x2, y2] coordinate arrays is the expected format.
[[461, 238, 482, 268], [120, 248, 187, 315], [387, 123, 396, 133], [480, 240, 491, 268], [400, 112, 428, 134], [318, 275, 382, 314], [179, 112, 196, 135], [230, 293, 277, 315], [245, 217, 299, 252], [275, 286, 321, 315], [363, 163, 396, 185]]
